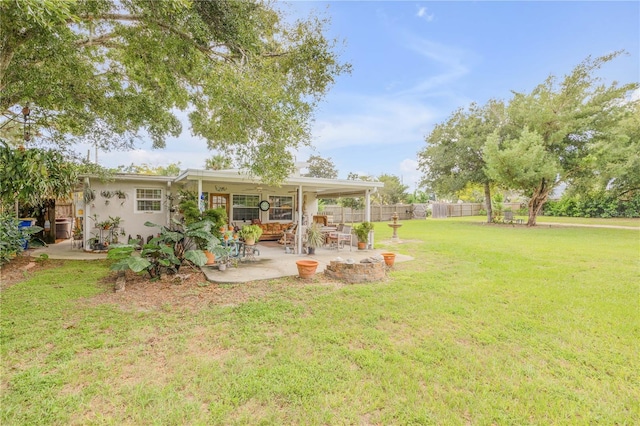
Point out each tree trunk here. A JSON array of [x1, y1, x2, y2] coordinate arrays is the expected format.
[[483, 182, 493, 223], [527, 179, 552, 227]]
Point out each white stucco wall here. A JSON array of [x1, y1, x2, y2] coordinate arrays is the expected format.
[[82, 179, 170, 250]]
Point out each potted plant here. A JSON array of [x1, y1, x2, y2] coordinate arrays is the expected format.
[[238, 224, 263, 246], [354, 222, 374, 250], [305, 222, 325, 255], [381, 252, 396, 267], [296, 259, 319, 279]]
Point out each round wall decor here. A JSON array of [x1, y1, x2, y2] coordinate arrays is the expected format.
[[259, 200, 270, 211]]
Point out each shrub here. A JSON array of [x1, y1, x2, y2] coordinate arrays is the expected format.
[[0, 213, 43, 264], [354, 222, 374, 243], [108, 219, 220, 279], [544, 192, 640, 218]]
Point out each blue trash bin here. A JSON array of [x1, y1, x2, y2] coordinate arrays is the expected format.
[[18, 219, 35, 250]]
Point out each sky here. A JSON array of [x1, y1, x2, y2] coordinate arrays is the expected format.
[[86, 0, 640, 191]]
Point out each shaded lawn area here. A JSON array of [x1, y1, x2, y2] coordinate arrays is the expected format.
[[1, 220, 638, 424]]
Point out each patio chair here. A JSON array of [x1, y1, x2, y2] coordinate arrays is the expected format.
[[281, 224, 298, 253], [328, 225, 352, 252]]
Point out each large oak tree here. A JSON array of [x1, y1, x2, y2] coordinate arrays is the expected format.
[[418, 100, 506, 222], [484, 52, 638, 225], [0, 0, 349, 184]]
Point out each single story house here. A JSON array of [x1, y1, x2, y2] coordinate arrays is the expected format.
[[74, 166, 384, 254]]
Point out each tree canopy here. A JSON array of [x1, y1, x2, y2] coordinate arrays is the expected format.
[[375, 174, 409, 205], [484, 52, 638, 225], [0, 140, 78, 209], [303, 155, 338, 179], [0, 0, 349, 184], [418, 100, 505, 221], [419, 52, 638, 225]]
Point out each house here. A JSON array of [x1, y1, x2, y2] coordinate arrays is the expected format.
[[75, 166, 384, 254]]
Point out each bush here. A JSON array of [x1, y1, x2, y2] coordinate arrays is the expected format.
[[544, 192, 640, 218], [0, 213, 43, 264], [108, 219, 220, 279]]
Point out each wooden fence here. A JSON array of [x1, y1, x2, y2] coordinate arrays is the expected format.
[[319, 202, 524, 223]]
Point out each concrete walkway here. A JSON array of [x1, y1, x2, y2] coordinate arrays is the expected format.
[[28, 239, 413, 283]]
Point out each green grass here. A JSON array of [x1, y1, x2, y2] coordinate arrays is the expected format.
[[2, 221, 639, 424], [451, 214, 640, 228]]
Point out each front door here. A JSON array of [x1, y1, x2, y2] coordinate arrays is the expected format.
[[210, 193, 230, 220]]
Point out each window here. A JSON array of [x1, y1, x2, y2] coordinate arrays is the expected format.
[[232, 194, 260, 221], [269, 196, 293, 221], [136, 188, 162, 212]]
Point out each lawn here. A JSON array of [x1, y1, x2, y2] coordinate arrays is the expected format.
[[1, 220, 638, 424]]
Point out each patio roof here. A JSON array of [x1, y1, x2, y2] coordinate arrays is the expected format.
[[174, 168, 384, 198]]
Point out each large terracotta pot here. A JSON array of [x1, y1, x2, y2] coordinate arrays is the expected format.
[[204, 250, 216, 265], [357, 242, 366, 250], [381, 252, 396, 267], [296, 259, 319, 279]]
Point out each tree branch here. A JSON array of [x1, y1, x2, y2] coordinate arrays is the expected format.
[[79, 13, 233, 62]]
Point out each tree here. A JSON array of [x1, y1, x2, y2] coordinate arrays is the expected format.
[[0, 140, 78, 211], [484, 52, 638, 226], [418, 100, 506, 222], [116, 162, 182, 176], [337, 172, 371, 210], [587, 101, 640, 198], [204, 154, 232, 171], [303, 155, 338, 179], [375, 174, 408, 204], [1, 0, 349, 184]]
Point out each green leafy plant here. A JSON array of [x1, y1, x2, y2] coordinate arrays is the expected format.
[[108, 219, 221, 279], [306, 222, 325, 249], [354, 221, 374, 243], [0, 213, 43, 264], [238, 224, 263, 242]]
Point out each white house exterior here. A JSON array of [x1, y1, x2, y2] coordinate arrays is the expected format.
[[77, 168, 383, 254]]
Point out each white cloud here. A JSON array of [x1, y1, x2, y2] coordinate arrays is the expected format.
[[310, 93, 437, 151], [399, 158, 422, 191], [400, 37, 472, 95], [416, 6, 434, 22]]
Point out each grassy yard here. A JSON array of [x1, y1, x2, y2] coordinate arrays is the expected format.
[[1, 220, 638, 424], [450, 214, 640, 228]]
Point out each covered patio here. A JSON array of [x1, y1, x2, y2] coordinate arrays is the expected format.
[[174, 168, 385, 254]]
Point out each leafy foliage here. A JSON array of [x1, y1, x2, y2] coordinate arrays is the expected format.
[[1, 0, 350, 184], [0, 213, 43, 264], [0, 141, 78, 208], [420, 52, 638, 226], [375, 174, 409, 204], [544, 192, 640, 218], [107, 219, 220, 279], [303, 155, 338, 179], [354, 221, 374, 243]]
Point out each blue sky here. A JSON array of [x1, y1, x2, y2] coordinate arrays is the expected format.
[[92, 1, 639, 191]]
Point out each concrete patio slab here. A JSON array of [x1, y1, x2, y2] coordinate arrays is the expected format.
[[28, 239, 413, 283]]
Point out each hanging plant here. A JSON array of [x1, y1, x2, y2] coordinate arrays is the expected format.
[[114, 190, 128, 206], [83, 185, 95, 204], [100, 190, 115, 205]]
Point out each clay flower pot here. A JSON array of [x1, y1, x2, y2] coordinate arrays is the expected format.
[[296, 259, 319, 279], [204, 250, 216, 265], [381, 252, 396, 267]]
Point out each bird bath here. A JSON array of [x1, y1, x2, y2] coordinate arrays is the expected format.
[[388, 212, 402, 243]]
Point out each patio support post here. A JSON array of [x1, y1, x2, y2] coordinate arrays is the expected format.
[[197, 179, 204, 212], [365, 189, 373, 248], [297, 185, 303, 254], [83, 177, 90, 251], [167, 181, 172, 227]]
